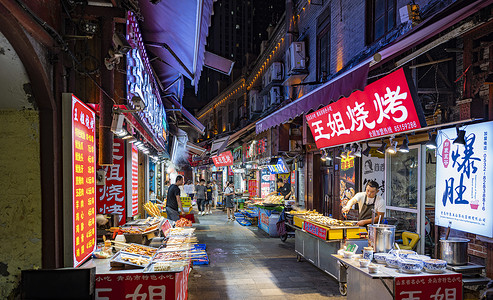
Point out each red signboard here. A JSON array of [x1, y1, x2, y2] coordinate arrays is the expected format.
[[131, 145, 139, 216], [303, 221, 327, 239], [442, 139, 451, 168], [395, 274, 462, 300], [212, 151, 234, 167], [248, 180, 258, 198], [95, 263, 190, 300], [97, 138, 126, 225], [306, 68, 425, 149], [71, 95, 96, 267]]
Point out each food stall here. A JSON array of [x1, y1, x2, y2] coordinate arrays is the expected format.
[[289, 211, 369, 283], [85, 219, 203, 300], [254, 195, 285, 236]]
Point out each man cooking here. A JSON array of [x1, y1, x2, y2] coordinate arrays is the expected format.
[[268, 178, 292, 200], [342, 180, 385, 226], [166, 175, 185, 221]]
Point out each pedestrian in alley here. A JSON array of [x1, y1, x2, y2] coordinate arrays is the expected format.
[[224, 181, 235, 221], [196, 179, 207, 216], [166, 175, 185, 221], [212, 180, 218, 209], [205, 181, 213, 215]]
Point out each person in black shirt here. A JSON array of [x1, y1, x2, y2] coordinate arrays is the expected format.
[[205, 181, 213, 215], [166, 175, 184, 221], [269, 178, 292, 200]]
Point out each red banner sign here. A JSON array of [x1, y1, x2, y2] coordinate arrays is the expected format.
[[131, 145, 139, 216], [248, 180, 258, 198], [97, 138, 126, 225], [395, 274, 462, 300], [306, 68, 425, 149], [71, 95, 96, 267], [303, 221, 327, 239], [212, 151, 234, 167], [95, 263, 190, 300]]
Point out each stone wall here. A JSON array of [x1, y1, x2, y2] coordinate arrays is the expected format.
[[0, 110, 42, 298]]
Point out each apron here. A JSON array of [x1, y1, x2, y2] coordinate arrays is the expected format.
[[359, 195, 375, 221]]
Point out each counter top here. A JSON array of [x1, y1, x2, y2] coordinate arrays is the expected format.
[[332, 255, 458, 279], [81, 258, 188, 275]]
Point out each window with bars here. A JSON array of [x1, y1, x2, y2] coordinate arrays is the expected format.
[[366, 0, 396, 44]]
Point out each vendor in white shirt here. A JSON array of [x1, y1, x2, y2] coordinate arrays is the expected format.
[[342, 180, 385, 226]]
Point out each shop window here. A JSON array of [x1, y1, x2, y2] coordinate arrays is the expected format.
[[366, 0, 396, 44]]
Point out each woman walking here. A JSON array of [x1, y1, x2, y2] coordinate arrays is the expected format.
[[224, 181, 235, 221]]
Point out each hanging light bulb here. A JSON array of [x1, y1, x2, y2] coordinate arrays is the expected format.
[[426, 132, 438, 149], [399, 135, 410, 153], [376, 140, 387, 154]]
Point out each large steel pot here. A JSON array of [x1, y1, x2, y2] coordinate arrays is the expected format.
[[368, 224, 396, 253], [440, 238, 469, 265]]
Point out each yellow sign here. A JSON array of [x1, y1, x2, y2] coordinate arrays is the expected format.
[[181, 197, 192, 207]]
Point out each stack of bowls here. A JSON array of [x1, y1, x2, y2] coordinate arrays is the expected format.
[[385, 255, 401, 269], [423, 259, 447, 273], [373, 253, 389, 264], [398, 259, 424, 274]]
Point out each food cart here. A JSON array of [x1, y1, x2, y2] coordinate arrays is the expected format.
[[332, 255, 462, 299], [290, 211, 369, 288]]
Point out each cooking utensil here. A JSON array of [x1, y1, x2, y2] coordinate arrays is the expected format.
[[440, 238, 469, 265], [368, 224, 396, 253], [445, 221, 452, 240]]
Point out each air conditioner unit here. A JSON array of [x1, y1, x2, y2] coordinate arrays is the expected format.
[[270, 62, 284, 82], [287, 42, 306, 73], [263, 94, 269, 110], [270, 86, 281, 106], [249, 90, 262, 114]]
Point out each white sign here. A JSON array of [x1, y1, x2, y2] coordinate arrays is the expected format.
[[361, 153, 385, 199], [435, 121, 493, 238]]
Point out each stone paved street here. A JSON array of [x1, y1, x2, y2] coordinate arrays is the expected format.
[[188, 209, 346, 300]]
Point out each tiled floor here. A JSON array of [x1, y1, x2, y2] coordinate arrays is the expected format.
[[188, 209, 346, 300]]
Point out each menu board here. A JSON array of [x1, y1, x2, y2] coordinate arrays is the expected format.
[[436, 122, 493, 237], [96, 138, 126, 225], [70, 94, 96, 267], [340, 156, 356, 210], [131, 144, 139, 216], [260, 168, 271, 198], [248, 180, 258, 198]]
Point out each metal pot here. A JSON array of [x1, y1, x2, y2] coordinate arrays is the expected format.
[[368, 224, 396, 253], [440, 238, 469, 265]]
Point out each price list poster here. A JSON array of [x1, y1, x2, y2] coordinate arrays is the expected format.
[[62, 94, 96, 267]]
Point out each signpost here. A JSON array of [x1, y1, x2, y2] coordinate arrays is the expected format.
[[63, 94, 96, 267]]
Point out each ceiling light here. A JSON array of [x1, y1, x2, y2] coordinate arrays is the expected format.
[[362, 142, 371, 156], [335, 148, 343, 160], [453, 126, 466, 146], [426, 132, 438, 149], [387, 140, 398, 154], [399, 135, 410, 153], [351, 143, 362, 157], [376, 140, 387, 155]]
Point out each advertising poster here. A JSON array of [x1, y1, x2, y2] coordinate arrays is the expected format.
[[436, 122, 493, 237], [339, 156, 356, 209], [361, 149, 385, 199], [395, 274, 462, 300], [70, 95, 96, 267], [97, 138, 126, 225], [248, 180, 258, 198], [260, 168, 271, 198]]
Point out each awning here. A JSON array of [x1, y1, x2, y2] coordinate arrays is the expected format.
[[227, 122, 257, 146], [186, 142, 207, 156], [204, 51, 235, 75], [166, 95, 206, 134], [256, 63, 369, 134], [209, 136, 229, 157], [138, 0, 214, 93]]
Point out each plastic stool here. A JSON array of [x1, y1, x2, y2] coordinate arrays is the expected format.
[[398, 231, 420, 250]]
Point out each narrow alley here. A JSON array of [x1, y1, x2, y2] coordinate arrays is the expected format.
[[188, 210, 345, 300]]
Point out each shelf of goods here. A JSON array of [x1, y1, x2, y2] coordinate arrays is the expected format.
[[116, 217, 163, 245], [289, 210, 369, 281], [332, 255, 462, 299], [85, 223, 201, 299]]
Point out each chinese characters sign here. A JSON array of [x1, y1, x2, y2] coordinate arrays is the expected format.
[[248, 180, 258, 198], [71, 95, 96, 267], [260, 168, 271, 198], [436, 122, 493, 237], [131, 145, 139, 217], [306, 68, 425, 148], [340, 157, 357, 209], [212, 151, 233, 167], [303, 221, 327, 240], [95, 263, 190, 300], [97, 138, 126, 225], [395, 274, 462, 300]]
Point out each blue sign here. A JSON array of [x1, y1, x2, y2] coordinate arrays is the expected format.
[[268, 158, 290, 174], [435, 121, 493, 238]]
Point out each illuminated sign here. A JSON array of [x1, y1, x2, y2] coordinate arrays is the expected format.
[[126, 12, 167, 142], [306, 68, 426, 149], [70, 94, 96, 267], [97, 138, 126, 225], [268, 158, 290, 174], [436, 122, 493, 237], [212, 151, 234, 167], [131, 145, 139, 217]]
